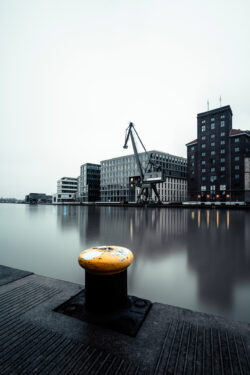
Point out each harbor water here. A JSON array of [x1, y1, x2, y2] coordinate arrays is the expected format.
[[1, 203, 250, 323]]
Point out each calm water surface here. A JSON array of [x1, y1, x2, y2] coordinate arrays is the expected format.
[[1, 204, 250, 323]]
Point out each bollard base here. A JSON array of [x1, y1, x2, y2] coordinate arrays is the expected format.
[[54, 290, 151, 337]]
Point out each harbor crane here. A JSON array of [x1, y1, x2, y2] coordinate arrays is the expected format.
[[123, 122, 165, 204]]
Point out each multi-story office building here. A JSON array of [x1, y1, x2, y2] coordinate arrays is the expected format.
[[52, 177, 78, 204], [186, 105, 250, 201], [135, 177, 187, 202], [100, 151, 187, 202], [78, 163, 100, 202]]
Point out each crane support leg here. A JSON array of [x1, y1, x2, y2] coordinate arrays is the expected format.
[[152, 184, 161, 204]]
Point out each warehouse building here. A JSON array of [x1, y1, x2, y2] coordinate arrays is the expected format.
[[186, 105, 250, 202]]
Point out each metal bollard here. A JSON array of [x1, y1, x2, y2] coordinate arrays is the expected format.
[[78, 246, 134, 312]]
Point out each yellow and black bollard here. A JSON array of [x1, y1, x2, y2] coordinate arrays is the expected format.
[[78, 246, 134, 312], [55, 245, 151, 336]]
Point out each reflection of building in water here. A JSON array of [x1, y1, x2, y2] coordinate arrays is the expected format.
[[187, 210, 250, 310], [56, 206, 101, 245], [56, 205, 78, 231], [98, 208, 188, 257], [77, 206, 100, 244]]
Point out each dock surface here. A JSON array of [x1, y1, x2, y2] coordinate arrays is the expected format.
[[0, 265, 250, 374]]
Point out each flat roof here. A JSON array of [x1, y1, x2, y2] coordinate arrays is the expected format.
[[197, 105, 233, 117], [101, 150, 187, 163]]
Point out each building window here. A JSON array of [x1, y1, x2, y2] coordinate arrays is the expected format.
[[235, 174, 240, 179], [210, 176, 217, 182], [221, 132, 225, 136], [221, 115, 225, 119], [211, 142, 215, 147], [202, 152, 206, 156], [211, 118, 215, 122], [211, 167, 215, 172], [235, 156, 240, 161], [191, 146, 195, 151], [202, 169, 206, 173], [211, 151, 216, 156], [220, 184, 226, 190], [191, 155, 194, 159], [211, 134, 215, 139], [221, 158, 225, 163], [202, 120, 206, 124], [221, 140, 225, 145], [201, 143, 206, 148], [211, 159, 216, 164], [221, 121, 225, 127], [235, 165, 240, 170], [201, 186, 206, 191], [235, 147, 240, 152], [201, 125, 206, 132], [211, 123, 215, 130], [235, 138, 239, 143], [201, 160, 206, 165], [210, 185, 216, 191], [221, 166, 225, 171], [221, 149, 225, 154], [202, 176, 206, 181], [202, 136, 206, 140]]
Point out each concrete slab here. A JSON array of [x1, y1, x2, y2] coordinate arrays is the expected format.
[[0, 265, 250, 374], [0, 264, 32, 286]]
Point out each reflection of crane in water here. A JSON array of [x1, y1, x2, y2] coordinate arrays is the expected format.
[[123, 122, 165, 204]]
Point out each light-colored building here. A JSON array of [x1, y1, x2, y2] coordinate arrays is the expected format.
[[100, 151, 187, 203], [136, 177, 187, 202], [52, 177, 78, 204]]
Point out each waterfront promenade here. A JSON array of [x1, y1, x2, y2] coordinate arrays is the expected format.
[[0, 265, 250, 374]]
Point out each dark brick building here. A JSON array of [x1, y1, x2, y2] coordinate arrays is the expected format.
[[186, 105, 250, 202]]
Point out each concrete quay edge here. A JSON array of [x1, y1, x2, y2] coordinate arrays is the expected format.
[[0, 265, 250, 374]]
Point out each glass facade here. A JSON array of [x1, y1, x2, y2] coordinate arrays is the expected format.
[[100, 151, 187, 202], [79, 163, 100, 202]]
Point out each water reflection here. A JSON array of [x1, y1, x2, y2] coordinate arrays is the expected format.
[[7, 204, 249, 322], [54, 207, 250, 316], [187, 210, 250, 312]]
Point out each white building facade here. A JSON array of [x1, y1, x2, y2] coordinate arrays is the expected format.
[[136, 177, 187, 202], [101, 150, 187, 203], [52, 177, 78, 204]]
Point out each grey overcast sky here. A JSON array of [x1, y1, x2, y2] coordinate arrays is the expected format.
[[1, 0, 250, 198]]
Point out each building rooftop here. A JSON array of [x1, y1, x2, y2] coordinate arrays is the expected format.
[[101, 150, 187, 163], [230, 129, 250, 136], [186, 139, 198, 146], [197, 105, 233, 117]]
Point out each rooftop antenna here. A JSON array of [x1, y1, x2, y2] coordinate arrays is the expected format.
[[207, 100, 210, 111], [219, 96, 222, 107]]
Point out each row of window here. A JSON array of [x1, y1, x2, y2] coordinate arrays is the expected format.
[[201, 115, 225, 125], [201, 140, 226, 148], [197, 156, 240, 165], [192, 147, 240, 159], [201, 184, 226, 191], [201, 132, 226, 140], [201, 121, 225, 132], [201, 165, 240, 174]]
